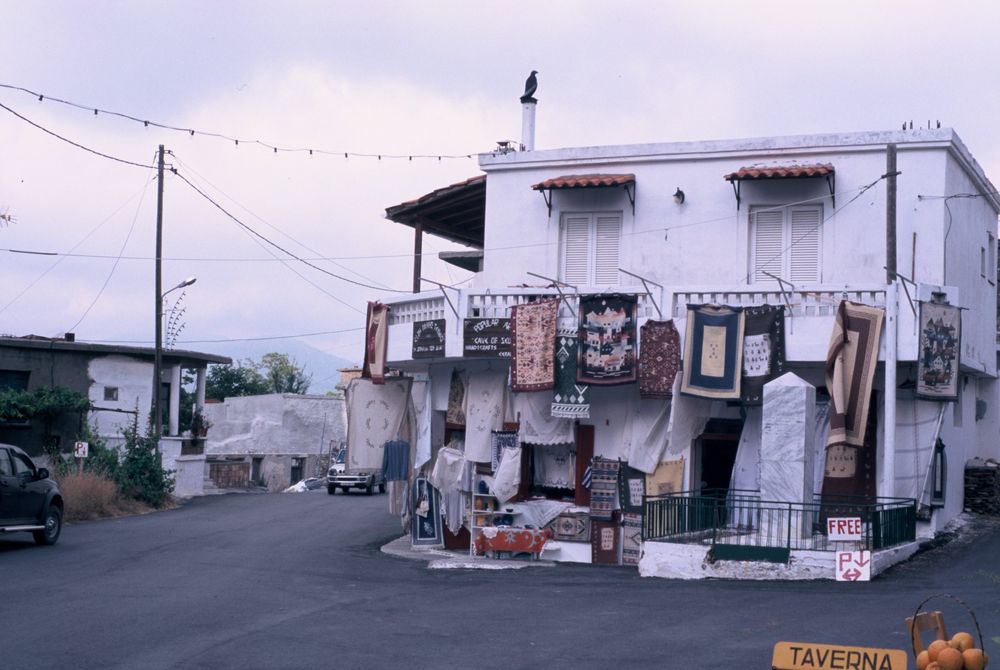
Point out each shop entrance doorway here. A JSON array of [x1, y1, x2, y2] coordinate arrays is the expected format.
[[693, 418, 743, 496]]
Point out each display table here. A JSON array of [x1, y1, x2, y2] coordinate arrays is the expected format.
[[473, 527, 553, 559]]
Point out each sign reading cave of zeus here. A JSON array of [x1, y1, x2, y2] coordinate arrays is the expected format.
[[462, 318, 512, 358]]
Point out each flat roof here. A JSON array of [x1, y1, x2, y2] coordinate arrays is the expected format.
[[0, 336, 231, 365]]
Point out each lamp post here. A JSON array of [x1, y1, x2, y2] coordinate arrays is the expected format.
[[153, 276, 196, 439]]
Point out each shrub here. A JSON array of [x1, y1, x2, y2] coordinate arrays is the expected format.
[[115, 417, 174, 507]]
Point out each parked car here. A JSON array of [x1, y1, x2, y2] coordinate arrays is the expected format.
[[0, 443, 63, 545], [327, 467, 386, 495]]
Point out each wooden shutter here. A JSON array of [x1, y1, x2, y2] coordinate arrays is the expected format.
[[789, 206, 822, 283], [561, 215, 591, 285], [751, 209, 784, 283], [594, 214, 621, 285]]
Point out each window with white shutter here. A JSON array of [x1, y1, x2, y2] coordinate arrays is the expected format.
[[559, 212, 622, 286], [749, 204, 822, 284]]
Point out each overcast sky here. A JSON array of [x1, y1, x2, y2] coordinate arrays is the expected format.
[[2, 1, 999, 366]]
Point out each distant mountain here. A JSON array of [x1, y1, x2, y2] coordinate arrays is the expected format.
[[194, 340, 358, 395]]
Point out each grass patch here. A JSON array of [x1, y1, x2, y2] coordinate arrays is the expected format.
[[57, 472, 168, 522]]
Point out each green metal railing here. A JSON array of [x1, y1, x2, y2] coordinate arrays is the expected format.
[[643, 489, 916, 555]]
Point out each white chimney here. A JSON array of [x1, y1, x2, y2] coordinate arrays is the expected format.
[[521, 99, 536, 152]]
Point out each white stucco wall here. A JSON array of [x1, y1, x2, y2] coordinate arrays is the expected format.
[[203, 393, 346, 458], [87, 355, 152, 445]]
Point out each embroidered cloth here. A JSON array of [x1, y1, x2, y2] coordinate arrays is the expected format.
[[511, 299, 559, 392], [490, 430, 519, 473], [740, 305, 786, 405], [362, 301, 389, 384], [532, 443, 576, 489], [681, 304, 745, 399], [578, 294, 638, 385], [410, 477, 443, 546], [512, 391, 575, 445], [345, 377, 411, 470], [552, 326, 590, 418], [639, 319, 680, 399], [589, 457, 620, 520], [825, 301, 884, 447], [490, 446, 522, 505], [445, 369, 467, 426], [462, 370, 508, 463], [429, 447, 466, 495]]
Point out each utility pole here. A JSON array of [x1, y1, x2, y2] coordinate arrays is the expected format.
[[886, 144, 897, 283], [153, 145, 165, 443], [883, 143, 898, 500]]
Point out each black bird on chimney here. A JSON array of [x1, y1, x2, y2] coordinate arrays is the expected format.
[[521, 70, 538, 103]]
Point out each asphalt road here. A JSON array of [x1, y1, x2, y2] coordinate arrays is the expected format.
[[3, 490, 999, 669]]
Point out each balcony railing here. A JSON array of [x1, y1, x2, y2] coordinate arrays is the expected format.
[[643, 489, 916, 557]]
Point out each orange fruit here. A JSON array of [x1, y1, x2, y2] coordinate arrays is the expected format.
[[928, 639, 951, 662], [936, 646, 963, 670], [963, 648, 987, 670], [952, 631, 975, 652], [916, 649, 930, 670]]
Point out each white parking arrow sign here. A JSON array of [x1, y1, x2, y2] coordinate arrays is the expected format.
[[835, 550, 871, 582]]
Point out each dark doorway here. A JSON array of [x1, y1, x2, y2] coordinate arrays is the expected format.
[[698, 436, 740, 493]]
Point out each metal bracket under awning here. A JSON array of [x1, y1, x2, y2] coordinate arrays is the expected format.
[[536, 182, 635, 218], [728, 172, 836, 211]]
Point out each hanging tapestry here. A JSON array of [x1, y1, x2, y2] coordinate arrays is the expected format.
[[645, 458, 685, 497], [681, 304, 745, 400], [591, 515, 620, 565], [445, 369, 467, 426], [510, 299, 560, 392], [490, 430, 519, 472], [490, 446, 522, 505], [381, 440, 410, 482], [639, 319, 680, 399], [410, 477, 443, 546], [589, 457, 620, 520], [548, 512, 591, 542], [463, 370, 508, 463], [577, 294, 638, 385], [362, 301, 390, 384], [345, 377, 411, 471], [917, 302, 960, 401], [552, 326, 590, 417], [621, 513, 642, 566], [618, 464, 646, 514], [825, 301, 884, 447], [740, 305, 786, 406]]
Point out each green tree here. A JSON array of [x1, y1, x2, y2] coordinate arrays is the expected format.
[[205, 360, 269, 401], [260, 352, 312, 394]]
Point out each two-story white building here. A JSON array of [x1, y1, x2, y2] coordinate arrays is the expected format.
[[374, 108, 999, 577]]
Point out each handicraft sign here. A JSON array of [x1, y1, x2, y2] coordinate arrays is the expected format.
[[462, 318, 512, 358], [412, 319, 446, 359], [917, 302, 960, 400]]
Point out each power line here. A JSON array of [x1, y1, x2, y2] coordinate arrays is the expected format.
[[92, 326, 364, 345], [169, 168, 411, 294], [0, 100, 155, 169], [0, 83, 477, 161]]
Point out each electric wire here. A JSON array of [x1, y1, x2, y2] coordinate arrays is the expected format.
[[0, 100, 155, 169], [92, 326, 364, 345], [0, 83, 476, 161], [63, 156, 156, 334]]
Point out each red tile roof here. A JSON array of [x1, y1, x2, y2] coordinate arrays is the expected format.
[[724, 164, 834, 181], [531, 174, 635, 190]]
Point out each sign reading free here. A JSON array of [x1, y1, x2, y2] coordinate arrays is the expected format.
[[826, 516, 862, 542], [772, 641, 907, 670]]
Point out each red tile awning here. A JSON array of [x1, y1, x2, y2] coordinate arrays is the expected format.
[[531, 174, 636, 217], [723, 164, 836, 210], [724, 164, 834, 181], [531, 173, 635, 190]]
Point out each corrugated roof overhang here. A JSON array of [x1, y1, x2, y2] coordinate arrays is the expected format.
[[724, 163, 835, 210], [530, 173, 636, 217], [384, 174, 486, 248]]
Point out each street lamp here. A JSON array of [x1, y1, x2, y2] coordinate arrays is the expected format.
[[153, 276, 196, 439]]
